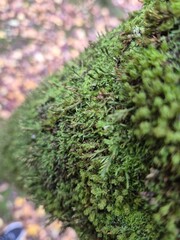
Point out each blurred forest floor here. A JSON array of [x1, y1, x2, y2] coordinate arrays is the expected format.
[[0, 0, 141, 119], [0, 0, 141, 239]]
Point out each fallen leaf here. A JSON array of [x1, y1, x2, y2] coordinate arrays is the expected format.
[[26, 223, 41, 237], [14, 197, 26, 208]]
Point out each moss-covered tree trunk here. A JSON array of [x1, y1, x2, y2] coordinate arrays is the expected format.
[[0, 0, 180, 239]]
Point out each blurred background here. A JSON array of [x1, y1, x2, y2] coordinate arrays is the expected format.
[[0, 0, 141, 239]]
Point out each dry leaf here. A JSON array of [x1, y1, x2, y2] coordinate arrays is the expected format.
[[26, 223, 41, 237]]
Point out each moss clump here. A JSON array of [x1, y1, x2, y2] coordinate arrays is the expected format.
[[0, 0, 180, 239]]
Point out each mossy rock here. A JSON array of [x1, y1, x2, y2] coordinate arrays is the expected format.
[[0, 0, 180, 239]]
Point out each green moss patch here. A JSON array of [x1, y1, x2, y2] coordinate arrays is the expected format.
[[0, 0, 179, 239]]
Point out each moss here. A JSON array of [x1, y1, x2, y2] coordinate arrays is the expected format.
[[0, 0, 179, 239]]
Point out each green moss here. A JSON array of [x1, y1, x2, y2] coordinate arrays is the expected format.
[[0, 0, 179, 239]]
